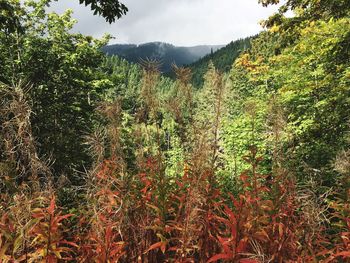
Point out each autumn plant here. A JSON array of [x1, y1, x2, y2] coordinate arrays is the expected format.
[[1, 65, 350, 263]]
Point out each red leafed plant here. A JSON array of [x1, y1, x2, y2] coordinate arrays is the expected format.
[[0, 193, 77, 262], [28, 195, 77, 262], [164, 168, 222, 262], [76, 158, 126, 262], [208, 146, 312, 262], [207, 147, 269, 263], [322, 200, 350, 262], [77, 215, 125, 263], [0, 213, 17, 262]]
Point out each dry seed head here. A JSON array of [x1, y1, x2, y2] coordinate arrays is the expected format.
[[0, 81, 51, 189], [172, 64, 192, 85], [97, 100, 122, 124], [84, 127, 107, 163], [334, 149, 350, 175], [139, 59, 161, 120], [139, 58, 161, 74]]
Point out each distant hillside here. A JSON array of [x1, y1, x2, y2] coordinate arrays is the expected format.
[[102, 42, 224, 73], [188, 36, 254, 87]]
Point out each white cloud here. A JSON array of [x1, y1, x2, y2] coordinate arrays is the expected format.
[[49, 0, 281, 46]]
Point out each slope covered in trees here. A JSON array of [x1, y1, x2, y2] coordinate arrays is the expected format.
[[188, 36, 253, 87], [187, 37, 253, 87], [0, 0, 349, 262], [103, 42, 224, 73]]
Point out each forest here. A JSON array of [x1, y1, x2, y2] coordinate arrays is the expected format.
[[102, 42, 224, 74], [0, 0, 349, 262]]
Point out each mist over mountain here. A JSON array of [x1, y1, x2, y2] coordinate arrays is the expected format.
[[102, 42, 224, 72]]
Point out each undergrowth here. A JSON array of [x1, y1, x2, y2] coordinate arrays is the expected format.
[[0, 66, 349, 262]]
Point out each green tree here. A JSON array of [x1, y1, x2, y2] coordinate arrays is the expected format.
[[0, 0, 112, 177], [267, 18, 350, 182], [78, 0, 128, 23], [189, 37, 252, 88], [0, 0, 22, 33]]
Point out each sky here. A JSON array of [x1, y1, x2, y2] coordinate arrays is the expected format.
[[49, 0, 281, 46]]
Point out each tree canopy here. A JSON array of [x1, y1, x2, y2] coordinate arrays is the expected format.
[[79, 0, 128, 23]]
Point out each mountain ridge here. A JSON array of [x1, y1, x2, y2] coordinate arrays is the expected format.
[[102, 42, 225, 73]]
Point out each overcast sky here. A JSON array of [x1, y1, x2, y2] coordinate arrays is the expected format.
[[49, 0, 281, 46]]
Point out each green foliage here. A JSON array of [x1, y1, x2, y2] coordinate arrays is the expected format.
[[268, 18, 350, 182], [0, 1, 112, 177], [235, 18, 350, 185], [259, 0, 350, 22], [99, 55, 142, 110], [0, 0, 22, 33], [221, 2, 350, 189], [189, 37, 252, 88], [78, 0, 128, 23]]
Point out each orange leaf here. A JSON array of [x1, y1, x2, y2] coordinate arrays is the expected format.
[[335, 251, 350, 258], [161, 243, 166, 254], [56, 214, 74, 223], [60, 240, 79, 248], [236, 238, 248, 253], [48, 196, 56, 215], [277, 223, 284, 239], [145, 241, 166, 254], [32, 212, 46, 219]]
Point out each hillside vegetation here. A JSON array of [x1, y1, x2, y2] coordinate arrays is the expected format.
[[188, 36, 252, 87], [0, 0, 349, 262], [102, 42, 224, 73]]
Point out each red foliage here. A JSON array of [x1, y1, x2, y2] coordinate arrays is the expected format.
[[1, 154, 349, 262], [29, 196, 77, 262]]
